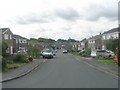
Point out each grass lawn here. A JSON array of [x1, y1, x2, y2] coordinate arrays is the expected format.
[[3, 63, 27, 72], [97, 59, 115, 64], [7, 63, 26, 69]]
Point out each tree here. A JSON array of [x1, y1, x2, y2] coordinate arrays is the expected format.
[[68, 39, 78, 42], [27, 45, 40, 58], [1, 41, 8, 70], [2, 41, 8, 57], [106, 39, 119, 53]]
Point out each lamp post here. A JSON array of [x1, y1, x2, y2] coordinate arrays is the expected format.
[[118, 28, 120, 66], [118, 1, 120, 66]]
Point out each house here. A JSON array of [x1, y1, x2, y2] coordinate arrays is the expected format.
[[29, 40, 50, 50], [102, 27, 120, 50], [0, 28, 14, 55], [72, 42, 79, 51], [13, 34, 28, 53], [88, 34, 102, 51], [78, 38, 88, 51]]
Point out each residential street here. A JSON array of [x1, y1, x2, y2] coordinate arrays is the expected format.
[[3, 50, 118, 88]]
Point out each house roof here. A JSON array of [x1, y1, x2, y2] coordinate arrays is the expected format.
[[0, 28, 9, 34], [80, 38, 87, 42], [103, 27, 120, 34], [88, 35, 102, 40], [13, 34, 28, 40]]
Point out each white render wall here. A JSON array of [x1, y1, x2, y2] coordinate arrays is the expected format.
[[102, 32, 119, 40]]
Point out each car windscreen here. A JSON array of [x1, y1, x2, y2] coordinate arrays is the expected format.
[[43, 49, 51, 52]]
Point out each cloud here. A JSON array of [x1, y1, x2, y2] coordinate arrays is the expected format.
[[85, 3, 117, 21], [55, 8, 80, 21], [15, 13, 52, 25]]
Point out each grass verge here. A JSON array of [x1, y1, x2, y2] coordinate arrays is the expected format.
[[97, 59, 115, 64]]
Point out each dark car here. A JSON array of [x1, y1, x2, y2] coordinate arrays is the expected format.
[[96, 50, 113, 59]]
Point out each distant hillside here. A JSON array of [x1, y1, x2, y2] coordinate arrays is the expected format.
[[30, 38, 56, 43], [57, 38, 79, 42]]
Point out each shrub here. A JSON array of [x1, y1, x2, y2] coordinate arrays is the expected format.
[[13, 54, 27, 63], [80, 48, 91, 57], [84, 48, 91, 57], [28, 46, 40, 59], [28, 57, 33, 62], [82, 53, 86, 57], [2, 57, 7, 71], [23, 59, 29, 63], [78, 52, 82, 55]]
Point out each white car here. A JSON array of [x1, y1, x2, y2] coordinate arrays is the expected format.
[[90, 51, 97, 57], [63, 50, 68, 53], [42, 49, 53, 58]]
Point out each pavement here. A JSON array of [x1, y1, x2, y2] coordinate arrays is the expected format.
[[2, 59, 46, 82], [75, 56, 118, 79]]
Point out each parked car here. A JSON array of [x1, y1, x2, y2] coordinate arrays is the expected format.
[[41, 49, 53, 58], [17, 50, 27, 54], [105, 50, 115, 57], [96, 50, 113, 59], [55, 49, 57, 53], [49, 48, 56, 56], [63, 50, 68, 53], [90, 51, 97, 57], [52, 50, 56, 56]]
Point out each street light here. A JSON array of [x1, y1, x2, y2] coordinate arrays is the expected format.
[[118, 2, 120, 66]]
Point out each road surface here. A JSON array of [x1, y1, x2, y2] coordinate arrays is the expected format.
[[3, 50, 118, 88]]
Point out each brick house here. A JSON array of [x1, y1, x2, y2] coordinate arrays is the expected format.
[[0, 28, 14, 55], [88, 34, 102, 51], [13, 34, 28, 53], [29, 40, 50, 51], [102, 27, 120, 50]]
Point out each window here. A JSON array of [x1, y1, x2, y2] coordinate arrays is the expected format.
[[89, 40, 91, 43], [4, 34, 9, 40], [92, 40, 93, 43], [24, 40, 27, 43], [19, 39, 22, 43], [16, 39, 18, 43], [10, 35, 12, 39], [103, 36, 105, 40]]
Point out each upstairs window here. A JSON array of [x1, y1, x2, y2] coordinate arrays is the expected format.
[[10, 35, 12, 40], [4, 34, 9, 40]]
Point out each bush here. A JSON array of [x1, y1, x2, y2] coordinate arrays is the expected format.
[[13, 54, 28, 63], [80, 48, 91, 57], [28, 57, 33, 62], [28, 46, 40, 59], [82, 53, 87, 57], [78, 52, 82, 55], [2, 57, 7, 71], [84, 48, 91, 57]]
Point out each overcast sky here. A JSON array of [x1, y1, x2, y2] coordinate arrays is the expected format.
[[0, 0, 119, 40]]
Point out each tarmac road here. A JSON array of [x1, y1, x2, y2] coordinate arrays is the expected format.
[[3, 50, 118, 88]]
